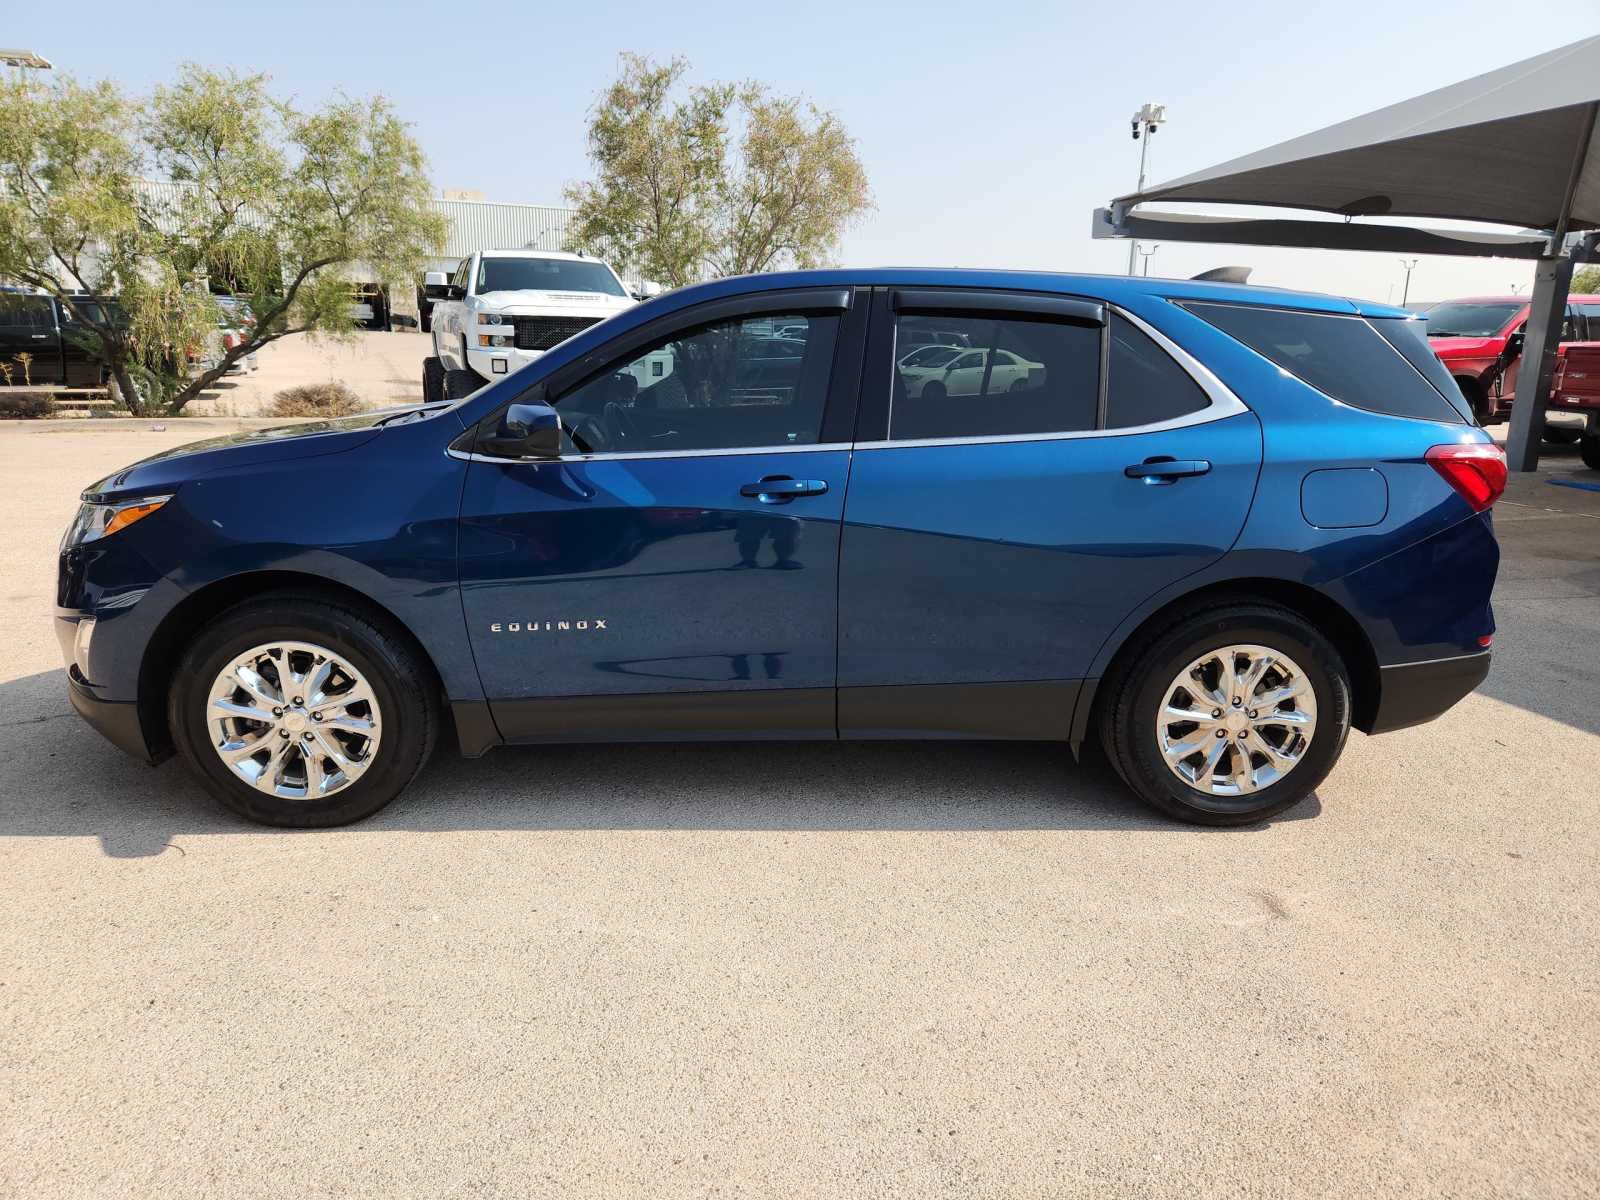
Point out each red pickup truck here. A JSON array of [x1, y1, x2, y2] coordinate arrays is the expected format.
[[1425, 293, 1600, 423], [1552, 343, 1600, 469]]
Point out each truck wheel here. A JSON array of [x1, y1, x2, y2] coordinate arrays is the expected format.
[[1543, 425, 1581, 445], [444, 368, 481, 400], [1097, 602, 1351, 826], [167, 592, 440, 828], [1456, 377, 1493, 424], [422, 356, 445, 403], [1581, 434, 1600, 471]]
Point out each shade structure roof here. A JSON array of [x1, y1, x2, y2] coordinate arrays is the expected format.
[[1117, 36, 1600, 234]]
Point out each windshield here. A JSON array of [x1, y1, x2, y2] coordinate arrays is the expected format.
[[475, 257, 626, 297], [1425, 302, 1523, 338]]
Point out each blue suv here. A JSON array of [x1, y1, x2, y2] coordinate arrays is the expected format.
[[55, 270, 1503, 828]]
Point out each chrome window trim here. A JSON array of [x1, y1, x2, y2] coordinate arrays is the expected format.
[[861, 302, 1249, 451], [449, 302, 1252, 464], [448, 441, 853, 465]]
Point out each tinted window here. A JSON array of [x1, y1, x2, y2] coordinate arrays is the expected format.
[[1371, 317, 1473, 422], [1184, 302, 1465, 424], [554, 311, 838, 454], [0, 295, 53, 329], [476, 257, 626, 297], [1105, 314, 1209, 428], [1424, 301, 1523, 338], [890, 313, 1099, 440]]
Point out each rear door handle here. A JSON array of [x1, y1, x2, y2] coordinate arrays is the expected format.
[[740, 476, 829, 503], [1124, 457, 1211, 482]]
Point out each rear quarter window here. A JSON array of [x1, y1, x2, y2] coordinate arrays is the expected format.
[[1182, 301, 1466, 424]]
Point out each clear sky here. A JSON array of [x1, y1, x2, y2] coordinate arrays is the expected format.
[[11, 0, 1600, 303]]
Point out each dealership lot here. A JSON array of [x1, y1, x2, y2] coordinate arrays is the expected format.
[[1, 418, 1597, 1197]]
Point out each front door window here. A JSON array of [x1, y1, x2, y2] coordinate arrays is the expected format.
[[552, 312, 839, 454]]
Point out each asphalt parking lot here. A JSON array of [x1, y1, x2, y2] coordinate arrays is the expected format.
[[2, 419, 1597, 1199]]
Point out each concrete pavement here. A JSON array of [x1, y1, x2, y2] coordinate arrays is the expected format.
[[2, 419, 1597, 1199]]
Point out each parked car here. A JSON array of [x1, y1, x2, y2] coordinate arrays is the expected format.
[[421, 249, 636, 401], [898, 345, 1044, 399], [1425, 293, 1600, 422], [1550, 342, 1600, 468], [0, 292, 115, 388], [56, 269, 1501, 829], [213, 296, 259, 375]]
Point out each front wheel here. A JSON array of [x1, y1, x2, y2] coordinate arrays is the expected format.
[[168, 594, 440, 827], [1098, 603, 1351, 825], [422, 355, 445, 403]]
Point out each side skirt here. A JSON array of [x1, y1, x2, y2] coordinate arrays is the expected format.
[[839, 680, 1084, 741], [492, 688, 836, 744]]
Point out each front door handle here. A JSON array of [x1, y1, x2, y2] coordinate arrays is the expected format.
[[740, 476, 829, 503], [1124, 457, 1211, 483]]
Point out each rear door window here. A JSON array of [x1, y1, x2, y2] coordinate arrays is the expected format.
[[890, 313, 1099, 440], [1105, 314, 1211, 428], [1183, 302, 1465, 424]]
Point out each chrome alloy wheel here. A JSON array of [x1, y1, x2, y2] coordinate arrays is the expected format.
[[206, 640, 382, 800], [1155, 644, 1318, 797]]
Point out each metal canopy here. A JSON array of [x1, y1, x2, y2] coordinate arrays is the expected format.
[[1113, 36, 1600, 231], [1093, 36, 1600, 470]]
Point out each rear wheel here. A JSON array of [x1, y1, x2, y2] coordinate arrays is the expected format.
[[422, 355, 445, 403], [1581, 434, 1600, 471], [168, 594, 439, 827], [1098, 603, 1351, 825]]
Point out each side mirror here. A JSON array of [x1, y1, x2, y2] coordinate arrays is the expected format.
[[1502, 330, 1526, 364], [479, 401, 561, 460], [422, 271, 449, 301]]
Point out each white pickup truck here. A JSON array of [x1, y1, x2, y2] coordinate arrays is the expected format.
[[421, 249, 637, 400]]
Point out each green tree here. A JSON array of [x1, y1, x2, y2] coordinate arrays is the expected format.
[[0, 66, 446, 415], [565, 55, 871, 288], [1572, 265, 1600, 294]]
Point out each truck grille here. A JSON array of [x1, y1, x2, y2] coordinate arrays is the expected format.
[[511, 316, 602, 351]]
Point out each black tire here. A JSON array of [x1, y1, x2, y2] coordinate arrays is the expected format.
[[422, 355, 445, 403], [168, 592, 440, 828], [921, 380, 947, 400], [1456, 377, 1493, 425], [444, 347, 480, 404], [1097, 602, 1351, 826], [1543, 425, 1581, 445], [1581, 434, 1600, 471]]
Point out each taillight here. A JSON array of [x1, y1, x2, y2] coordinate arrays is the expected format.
[[1425, 442, 1507, 512]]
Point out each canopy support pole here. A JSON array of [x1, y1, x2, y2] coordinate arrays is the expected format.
[[1505, 256, 1574, 472]]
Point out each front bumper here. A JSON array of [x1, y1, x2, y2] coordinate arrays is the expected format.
[[1368, 650, 1491, 734], [466, 344, 544, 380], [65, 660, 158, 762]]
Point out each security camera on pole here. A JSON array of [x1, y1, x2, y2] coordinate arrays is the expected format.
[[1127, 103, 1166, 275]]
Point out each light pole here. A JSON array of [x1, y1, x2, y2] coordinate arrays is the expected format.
[[1127, 103, 1167, 275], [1399, 258, 1418, 306], [1138, 244, 1160, 276]]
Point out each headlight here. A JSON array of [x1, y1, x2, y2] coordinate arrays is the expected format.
[[61, 495, 172, 550], [476, 312, 506, 326]]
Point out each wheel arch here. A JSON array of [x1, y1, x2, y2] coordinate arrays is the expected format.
[[1073, 576, 1381, 749], [136, 570, 452, 760]]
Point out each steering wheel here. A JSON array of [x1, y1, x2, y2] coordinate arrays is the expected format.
[[602, 400, 642, 449], [567, 413, 609, 455]]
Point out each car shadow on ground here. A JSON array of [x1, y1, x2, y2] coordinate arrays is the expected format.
[[0, 669, 1320, 856]]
